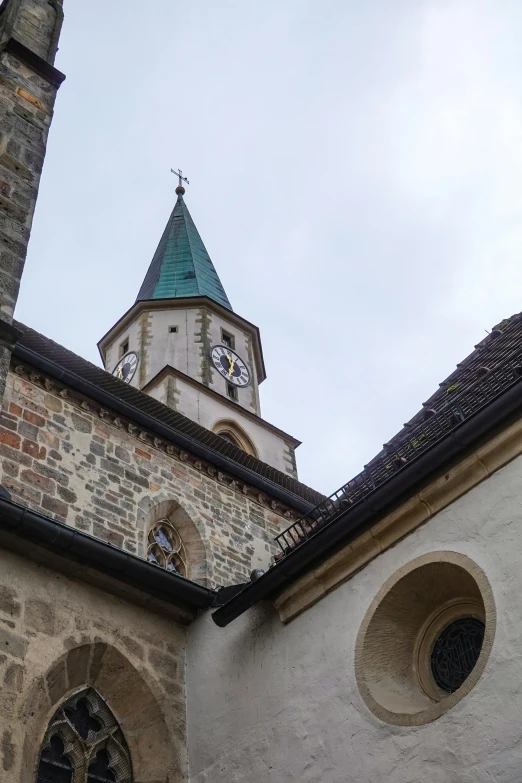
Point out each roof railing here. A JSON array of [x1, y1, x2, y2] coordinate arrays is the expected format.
[[275, 348, 522, 558]]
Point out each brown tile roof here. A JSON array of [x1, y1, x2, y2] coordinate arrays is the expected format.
[[274, 312, 522, 557], [13, 321, 325, 508]]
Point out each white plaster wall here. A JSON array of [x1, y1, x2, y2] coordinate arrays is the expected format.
[[186, 455, 522, 782], [146, 308, 201, 380], [176, 377, 295, 475], [147, 375, 295, 475], [104, 318, 142, 383], [103, 306, 261, 415], [206, 311, 261, 414]]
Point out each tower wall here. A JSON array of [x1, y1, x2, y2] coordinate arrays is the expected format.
[[0, 0, 64, 399]]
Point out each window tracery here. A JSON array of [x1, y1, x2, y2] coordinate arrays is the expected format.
[[36, 688, 132, 783], [146, 520, 187, 576]]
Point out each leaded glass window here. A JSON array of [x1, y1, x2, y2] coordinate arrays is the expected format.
[[36, 688, 132, 783], [430, 617, 485, 694], [146, 519, 187, 576]]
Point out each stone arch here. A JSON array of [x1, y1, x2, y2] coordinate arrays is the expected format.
[[212, 418, 258, 457], [137, 491, 210, 586], [20, 642, 181, 783]]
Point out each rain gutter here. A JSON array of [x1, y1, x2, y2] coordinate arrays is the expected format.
[[212, 377, 522, 627], [0, 495, 216, 610], [12, 344, 316, 515]]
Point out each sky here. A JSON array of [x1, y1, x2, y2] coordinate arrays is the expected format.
[[15, 0, 522, 495]]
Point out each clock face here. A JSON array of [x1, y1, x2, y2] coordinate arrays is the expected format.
[[211, 345, 251, 388], [112, 351, 139, 384]]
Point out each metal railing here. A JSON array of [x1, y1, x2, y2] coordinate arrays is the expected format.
[[275, 347, 522, 557]]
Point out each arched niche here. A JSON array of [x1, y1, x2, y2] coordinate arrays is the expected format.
[[137, 493, 210, 586], [20, 642, 182, 783], [212, 418, 258, 457]]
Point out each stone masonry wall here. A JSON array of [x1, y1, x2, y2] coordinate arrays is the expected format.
[[0, 367, 294, 588], [0, 544, 187, 782], [0, 0, 64, 401]]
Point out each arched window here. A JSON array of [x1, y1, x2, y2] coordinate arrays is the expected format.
[[218, 432, 240, 447], [147, 520, 187, 576], [36, 688, 132, 783], [212, 420, 257, 457]]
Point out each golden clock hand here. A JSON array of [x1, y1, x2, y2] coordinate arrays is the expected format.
[[117, 365, 123, 380], [226, 354, 236, 376]]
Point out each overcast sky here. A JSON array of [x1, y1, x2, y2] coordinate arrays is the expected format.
[[15, 0, 522, 495]]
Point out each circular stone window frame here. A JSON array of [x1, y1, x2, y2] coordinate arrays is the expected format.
[[354, 551, 496, 726]]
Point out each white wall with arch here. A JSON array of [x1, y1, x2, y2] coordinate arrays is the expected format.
[[185, 454, 522, 783]]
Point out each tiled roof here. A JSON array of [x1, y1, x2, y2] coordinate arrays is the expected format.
[[13, 322, 324, 508], [136, 193, 232, 311], [275, 312, 522, 556]]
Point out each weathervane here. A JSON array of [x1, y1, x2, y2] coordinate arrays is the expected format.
[[171, 168, 189, 194]]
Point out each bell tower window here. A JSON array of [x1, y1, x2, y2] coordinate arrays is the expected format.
[[119, 339, 129, 358], [221, 329, 235, 349], [226, 383, 238, 400]]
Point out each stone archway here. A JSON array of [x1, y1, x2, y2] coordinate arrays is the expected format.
[[20, 642, 182, 783], [137, 492, 210, 586]]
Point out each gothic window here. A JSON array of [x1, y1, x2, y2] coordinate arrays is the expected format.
[[218, 432, 240, 447], [36, 688, 132, 783], [213, 420, 257, 457], [147, 520, 187, 576]]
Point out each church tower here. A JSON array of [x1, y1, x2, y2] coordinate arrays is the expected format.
[[98, 178, 300, 477], [0, 0, 65, 399]]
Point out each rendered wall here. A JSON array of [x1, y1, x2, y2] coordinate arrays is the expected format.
[[147, 373, 297, 477], [186, 454, 522, 783], [103, 305, 261, 415]]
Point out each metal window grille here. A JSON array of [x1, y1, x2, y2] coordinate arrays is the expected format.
[[36, 688, 133, 783], [430, 617, 485, 693]]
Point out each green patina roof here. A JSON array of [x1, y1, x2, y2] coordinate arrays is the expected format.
[[136, 191, 232, 310]]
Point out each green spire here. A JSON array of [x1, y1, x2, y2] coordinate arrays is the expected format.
[[136, 188, 232, 311]]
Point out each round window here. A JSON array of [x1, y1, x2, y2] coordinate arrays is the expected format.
[[355, 552, 496, 725], [430, 617, 485, 694]]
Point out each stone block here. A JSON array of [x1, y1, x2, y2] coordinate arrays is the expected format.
[[20, 467, 54, 494], [148, 650, 179, 682], [4, 661, 24, 690], [0, 428, 20, 449], [92, 522, 123, 548], [0, 628, 27, 659], [57, 485, 76, 504], [66, 644, 92, 689], [21, 437, 45, 459], [23, 409, 45, 427], [18, 419, 38, 440], [71, 413, 91, 433], [42, 494, 68, 518], [46, 657, 67, 704], [25, 598, 62, 635], [0, 586, 21, 618]]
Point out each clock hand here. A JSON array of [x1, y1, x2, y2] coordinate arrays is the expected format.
[[225, 354, 236, 376]]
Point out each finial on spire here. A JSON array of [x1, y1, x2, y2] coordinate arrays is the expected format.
[[171, 168, 189, 196]]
